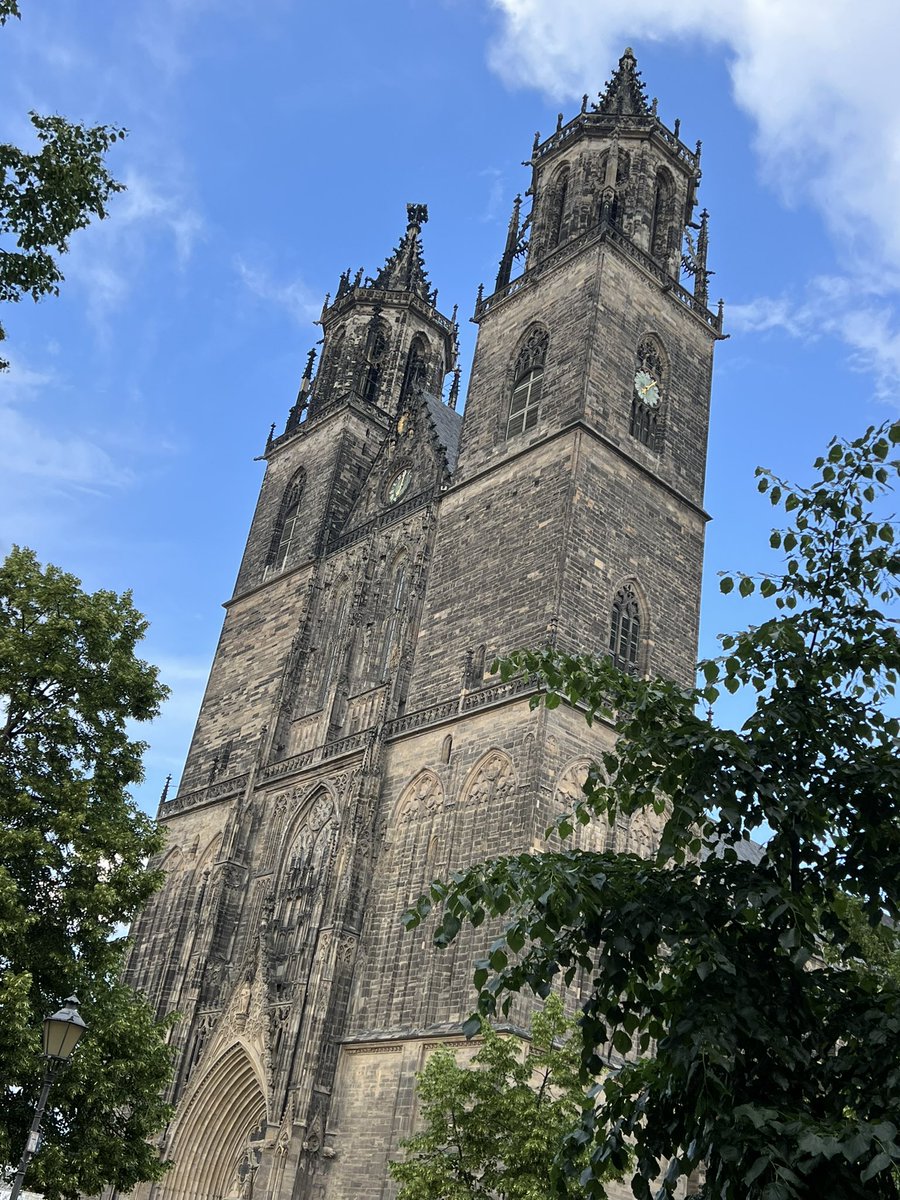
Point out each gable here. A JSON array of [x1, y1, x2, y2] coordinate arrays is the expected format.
[[340, 390, 460, 534]]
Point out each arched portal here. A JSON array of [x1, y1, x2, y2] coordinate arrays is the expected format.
[[165, 1042, 267, 1199]]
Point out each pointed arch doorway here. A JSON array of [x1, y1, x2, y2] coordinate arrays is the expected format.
[[164, 1042, 267, 1199]]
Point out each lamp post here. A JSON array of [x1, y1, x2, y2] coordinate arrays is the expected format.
[[8, 995, 87, 1200]]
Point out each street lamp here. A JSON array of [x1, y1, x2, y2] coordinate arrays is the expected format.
[[8, 995, 87, 1200]]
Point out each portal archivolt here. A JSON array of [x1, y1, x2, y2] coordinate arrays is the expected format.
[[165, 1042, 267, 1200]]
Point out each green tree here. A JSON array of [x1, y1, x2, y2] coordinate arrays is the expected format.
[[406, 422, 900, 1198], [0, 547, 174, 1198], [0, 1, 125, 368], [391, 994, 619, 1200]]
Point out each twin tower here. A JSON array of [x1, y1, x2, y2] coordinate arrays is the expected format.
[[125, 49, 723, 1200]]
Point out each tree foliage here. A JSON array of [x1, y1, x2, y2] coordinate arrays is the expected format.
[[0, 2, 125, 367], [391, 995, 622, 1200], [406, 422, 900, 1198], [0, 547, 174, 1198]]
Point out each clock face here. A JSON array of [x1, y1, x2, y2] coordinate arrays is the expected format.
[[634, 369, 661, 409], [386, 468, 411, 504]]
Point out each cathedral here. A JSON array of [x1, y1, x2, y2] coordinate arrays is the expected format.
[[123, 48, 723, 1200]]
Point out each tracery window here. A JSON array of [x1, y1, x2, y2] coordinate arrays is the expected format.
[[401, 334, 429, 401], [544, 164, 570, 251], [630, 335, 666, 450], [318, 326, 345, 400], [361, 321, 388, 404], [650, 167, 676, 261], [596, 149, 631, 225], [609, 583, 641, 675], [275, 792, 339, 985], [506, 328, 549, 438], [379, 557, 408, 679], [268, 469, 306, 572]]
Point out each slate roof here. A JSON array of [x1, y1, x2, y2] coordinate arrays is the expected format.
[[422, 391, 463, 475]]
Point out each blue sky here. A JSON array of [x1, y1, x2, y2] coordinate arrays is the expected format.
[[2, 0, 898, 816]]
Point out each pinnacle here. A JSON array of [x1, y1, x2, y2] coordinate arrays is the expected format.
[[594, 46, 651, 117], [372, 203, 432, 301]]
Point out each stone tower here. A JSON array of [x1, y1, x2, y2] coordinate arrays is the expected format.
[[124, 49, 723, 1200]]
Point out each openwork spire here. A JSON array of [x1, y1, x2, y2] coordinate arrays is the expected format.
[[594, 47, 651, 117], [373, 203, 432, 301]]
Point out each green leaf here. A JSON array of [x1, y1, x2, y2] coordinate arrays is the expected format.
[[744, 1155, 770, 1185], [462, 1015, 483, 1039], [860, 1152, 893, 1182]]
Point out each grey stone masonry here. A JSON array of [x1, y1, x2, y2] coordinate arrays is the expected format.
[[120, 51, 721, 1200]]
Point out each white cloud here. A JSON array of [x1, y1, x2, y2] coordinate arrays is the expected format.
[[63, 169, 205, 337], [729, 276, 900, 406], [236, 257, 323, 326], [0, 356, 132, 492], [116, 171, 205, 266], [487, 0, 900, 399], [479, 167, 506, 223], [487, 0, 900, 276]]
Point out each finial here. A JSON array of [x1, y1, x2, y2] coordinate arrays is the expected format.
[[160, 773, 172, 803], [319, 292, 330, 323], [451, 302, 458, 324], [303, 347, 316, 380], [556, 112, 563, 131], [267, 422, 276, 446], [406, 202, 428, 228], [651, 97, 658, 116], [581, 94, 588, 113], [717, 298, 725, 328], [595, 46, 650, 117], [533, 130, 540, 152], [674, 118, 681, 139], [448, 366, 461, 411], [495, 192, 523, 293], [695, 139, 703, 158], [353, 267, 363, 288]]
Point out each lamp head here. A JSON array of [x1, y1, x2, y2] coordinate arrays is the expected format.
[[42, 995, 87, 1061]]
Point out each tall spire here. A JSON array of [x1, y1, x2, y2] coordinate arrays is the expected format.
[[495, 194, 522, 292], [594, 47, 651, 117], [373, 203, 432, 301]]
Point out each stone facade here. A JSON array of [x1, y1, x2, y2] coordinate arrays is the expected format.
[[122, 49, 722, 1200]]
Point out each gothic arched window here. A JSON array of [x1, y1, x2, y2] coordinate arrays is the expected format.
[[318, 326, 345, 401], [506, 327, 549, 438], [595, 150, 631, 225], [275, 792, 339, 987], [268, 469, 306, 572], [401, 334, 430, 402], [630, 335, 666, 450], [609, 583, 641, 675], [650, 168, 676, 262], [379, 557, 408, 679], [361, 321, 389, 404], [545, 164, 570, 251]]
